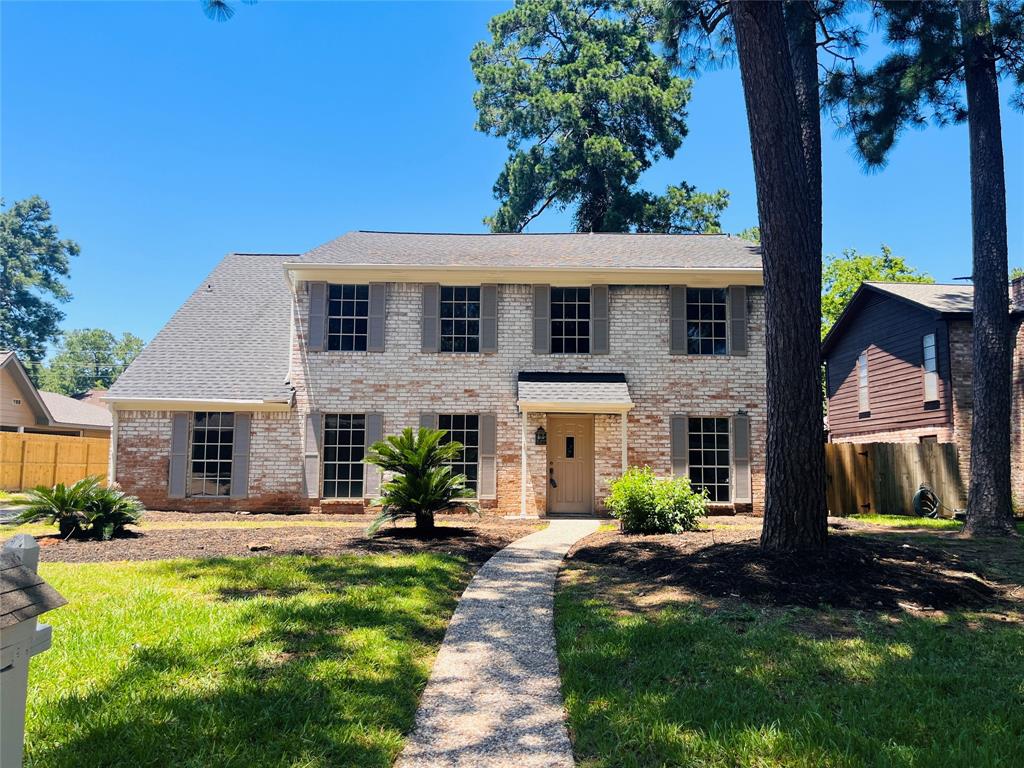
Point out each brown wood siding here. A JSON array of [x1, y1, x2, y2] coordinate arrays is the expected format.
[[825, 293, 953, 438]]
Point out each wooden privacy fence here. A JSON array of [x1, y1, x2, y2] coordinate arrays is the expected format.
[[825, 441, 966, 518], [0, 433, 109, 491]]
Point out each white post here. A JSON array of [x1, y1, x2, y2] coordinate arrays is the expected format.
[[620, 412, 628, 474], [108, 408, 119, 485], [1, 535, 44, 768], [520, 410, 528, 518]]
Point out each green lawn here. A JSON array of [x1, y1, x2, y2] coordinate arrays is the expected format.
[[557, 576, 1024, 767], [849, 513, 964, 530], [26, 553, 470, 768]]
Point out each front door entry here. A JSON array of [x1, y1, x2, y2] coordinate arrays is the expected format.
[[546, 415, 594, 514]]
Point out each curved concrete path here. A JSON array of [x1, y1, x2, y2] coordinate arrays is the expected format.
[[396, 518, 600, 768]]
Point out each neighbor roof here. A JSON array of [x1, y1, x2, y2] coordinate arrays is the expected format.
[[517, 372, 634, 413], [292, 231, 762, 270], [864, 282, 975, 314], [107, 254, 296, 403], [821, 282, 977, 356], [38, 391, 111, 429]]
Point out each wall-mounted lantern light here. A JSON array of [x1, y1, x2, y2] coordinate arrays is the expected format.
[[535, 427, 547, 446]]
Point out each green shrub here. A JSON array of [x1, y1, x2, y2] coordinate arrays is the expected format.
[[15, 476, 144, 540], [606, 467, 707, 534]]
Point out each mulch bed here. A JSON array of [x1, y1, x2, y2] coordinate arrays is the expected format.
[[31, 515, 543, 565], [567, 519, 1016, 611]]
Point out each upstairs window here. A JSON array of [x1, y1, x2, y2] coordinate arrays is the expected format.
[[190, 412, 233, 497], [686, 288, 727, 355], [438, 414, 479, 496], [327, 284, 369, 351], [858, 352, 870, 414], [550, 287, 590, 354], [922, 333, 938, 402], [688, 417, 731, 502], [441, 286, 481, 353]]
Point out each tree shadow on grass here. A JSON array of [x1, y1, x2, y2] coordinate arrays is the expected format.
[[556, 579, 1024, 768], [25, 554, 470, 768]]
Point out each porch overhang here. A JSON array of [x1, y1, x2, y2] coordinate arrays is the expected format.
[[516, 372, 634, 414]]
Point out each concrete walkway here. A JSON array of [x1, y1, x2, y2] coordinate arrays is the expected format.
[[396, 518, 601, 768]]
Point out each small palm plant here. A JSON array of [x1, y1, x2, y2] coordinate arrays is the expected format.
[[364, 427, 475, 535], [81, 483, 145, 541], [15, 476, 144, 540]]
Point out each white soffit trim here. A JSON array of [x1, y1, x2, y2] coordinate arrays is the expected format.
[[517, 400, 635, 414], [284, 264, 764, 287]]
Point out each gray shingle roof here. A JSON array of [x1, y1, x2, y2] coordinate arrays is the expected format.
[[1, 549, 67, 630], [107, 254, 296, 402], [295, 231, 761, 270], [39, 391, 112, 429], [517, 372, 633, 408], [865, 282, 975, 314]]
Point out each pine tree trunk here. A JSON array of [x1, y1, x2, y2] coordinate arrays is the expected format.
[[785, 0, 822, 237], [730, 0, 828, 551], [960, 0, 1015, 535]]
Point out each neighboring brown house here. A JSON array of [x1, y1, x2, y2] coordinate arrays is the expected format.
[[0, 351, 112, 439], [821, 280, 1024, 504]]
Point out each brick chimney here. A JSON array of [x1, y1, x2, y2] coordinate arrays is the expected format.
[[1012, 276, 1024, 312]]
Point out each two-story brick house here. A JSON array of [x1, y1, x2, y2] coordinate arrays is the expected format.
[[106, 232, 766, 516], [821, 279, 1024, 503]]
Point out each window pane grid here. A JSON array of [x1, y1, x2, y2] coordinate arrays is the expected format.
[[858, 352, 870, 412], [438, 414, 479, 495], [686, 288, 727, 355], [327, 284, 369, 351], [440, 286, 481, 353], [550, 287, 590, 354], [687, 417, 730, 502], [322, 414, 366, 498], [923, 334, 938, 401], [190, 412, 234, 497]]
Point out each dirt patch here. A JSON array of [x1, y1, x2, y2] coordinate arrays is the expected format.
[[566, 523, 1018, 611], [29, 515, 543, 565]]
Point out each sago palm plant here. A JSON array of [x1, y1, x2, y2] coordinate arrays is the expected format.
[[364, 427, 475, 535], [15, 476, 100, 538], [15, 476, 144, 540]]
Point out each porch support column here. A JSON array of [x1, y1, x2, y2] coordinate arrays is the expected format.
[[620, 411, 628, 474], [520, 408, 528, 518]]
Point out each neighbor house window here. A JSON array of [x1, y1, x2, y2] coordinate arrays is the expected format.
[[550, 287, 590, 354], [686, 288, 727, 355], [438, 414, 479, 495], [858, 352, 870, 414], [190, 412, 234, 497], [688, 417, 730, 502], [322, 414, 366, 498], [441, 286, 481, 353], [923, 333, 938, 402], [327, 284, 369, 351]]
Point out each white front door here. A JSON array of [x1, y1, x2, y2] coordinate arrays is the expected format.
[[546, 415, 594, 514]]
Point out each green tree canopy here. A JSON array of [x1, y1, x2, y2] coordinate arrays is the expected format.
[[736, 225, 760, 243], [821, 244, 934, 337], [0, 197, 78, 368], [471, 0, 729, 232], [822, 0, 1024, 166], [40, 329, 144, 395]]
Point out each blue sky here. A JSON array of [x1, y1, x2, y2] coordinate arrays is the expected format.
[[3, 1, 1023, 344]]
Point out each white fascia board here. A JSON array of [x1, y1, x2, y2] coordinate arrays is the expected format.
[[283, 263, 764, 287], [517, 400, 635, 414]]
